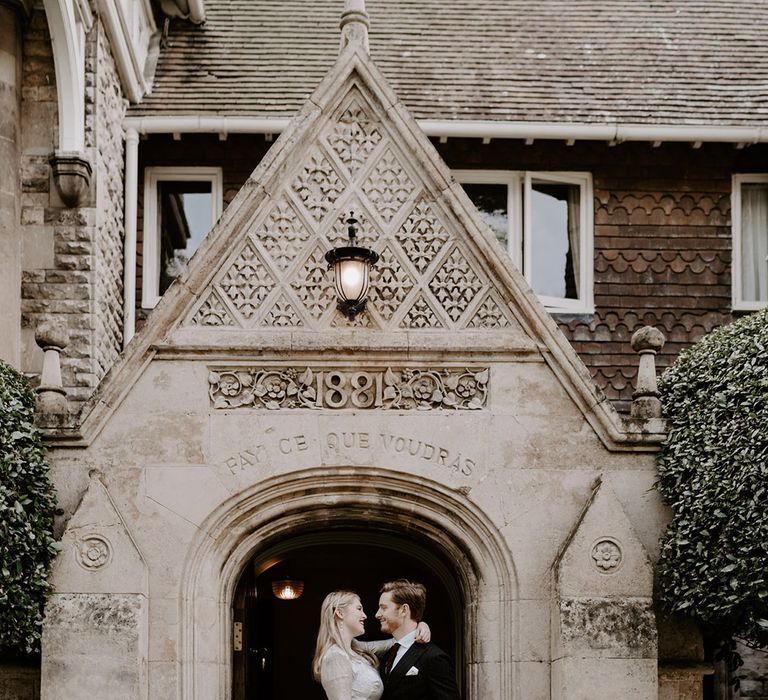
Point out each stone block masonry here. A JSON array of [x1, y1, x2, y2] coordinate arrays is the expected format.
[[90, 20, 125, 381], [19, 4, 125, 407]]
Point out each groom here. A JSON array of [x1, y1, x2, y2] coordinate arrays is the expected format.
[[375, 579, 460, 699]]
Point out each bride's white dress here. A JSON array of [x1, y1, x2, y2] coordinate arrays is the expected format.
[[320, 640, 393, 700]]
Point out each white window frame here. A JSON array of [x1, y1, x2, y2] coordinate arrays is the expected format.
[[732, 174, 768, 311], [142, 166, 223, 309], [454, 169, 594, 314]]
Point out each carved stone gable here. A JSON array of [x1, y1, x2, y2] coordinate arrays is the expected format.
[[182, 75, 526, 335]]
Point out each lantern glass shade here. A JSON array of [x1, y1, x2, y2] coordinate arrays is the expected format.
[[325, 215, 379, 319], [333, 257, 370, 304], [272, 578, 304, 601]]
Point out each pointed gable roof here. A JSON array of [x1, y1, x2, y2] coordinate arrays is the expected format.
[[62, 18, 662, 450]]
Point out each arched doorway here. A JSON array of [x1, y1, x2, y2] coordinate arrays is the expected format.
[[180, 467, 518, 699], [232, 531, 463, 699]]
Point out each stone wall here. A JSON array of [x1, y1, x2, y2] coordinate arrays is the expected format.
[[19, 4, 125, 406], [90, 20, 125, 378], [0, 4, 23, 368]]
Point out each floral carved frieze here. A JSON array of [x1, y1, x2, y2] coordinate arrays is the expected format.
[[208, 367, 489, 411]]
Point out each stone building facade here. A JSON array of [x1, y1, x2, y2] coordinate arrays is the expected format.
[[1, 1, 768, 699]]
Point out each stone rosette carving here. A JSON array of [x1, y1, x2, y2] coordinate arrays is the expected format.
[[76, 534, 112, 571], [591, 538, 623, 573], [208, 367, 489, 410]]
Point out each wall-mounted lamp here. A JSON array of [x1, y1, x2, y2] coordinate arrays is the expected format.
[[271, 577, 305, 601], [325, 214, 378, 319]]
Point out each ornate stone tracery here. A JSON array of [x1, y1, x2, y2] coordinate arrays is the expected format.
[[257, 199, 312, 270], [430, 247, 483, 322], [181, 85, 520, 334], [291, 149, 345, 223], [218, 241, 274, 321], [396, 200, 450, 274], [327, 99, 383, 175], [362, 147, 414, 224]]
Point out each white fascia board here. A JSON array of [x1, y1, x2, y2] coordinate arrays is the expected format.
[[98, 0, 157, 104], [123, 116, 768, 144]]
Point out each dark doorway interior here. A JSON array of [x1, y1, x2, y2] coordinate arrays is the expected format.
[[232, 530, 463, 700]]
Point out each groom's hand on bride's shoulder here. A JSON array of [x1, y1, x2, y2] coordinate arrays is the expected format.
[[415, 621, 431, 643]]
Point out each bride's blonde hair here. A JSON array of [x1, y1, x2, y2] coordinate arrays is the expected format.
[[312, 590, 378, 682]]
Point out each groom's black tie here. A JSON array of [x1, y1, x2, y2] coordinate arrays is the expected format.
[[384, 643, 400, 675]]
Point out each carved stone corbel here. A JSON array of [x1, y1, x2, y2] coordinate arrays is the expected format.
[[50, 152, 92, 208]]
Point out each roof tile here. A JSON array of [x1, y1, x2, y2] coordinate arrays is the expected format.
[[130, 0, 768, 125]]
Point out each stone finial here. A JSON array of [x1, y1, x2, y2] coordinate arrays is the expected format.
[[35, 318, 69, 415], [630, 326, 665, 419], [50, 153, 92, 208], [340, 0, 370, 54]]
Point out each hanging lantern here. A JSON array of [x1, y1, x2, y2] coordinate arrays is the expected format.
[[325, 214, 379, 319], [271, 577, 305, 601]]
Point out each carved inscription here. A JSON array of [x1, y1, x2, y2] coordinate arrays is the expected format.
[[208, 367, 489, 410], [327, 431, 475, 475], [219, 431, 477, 478]]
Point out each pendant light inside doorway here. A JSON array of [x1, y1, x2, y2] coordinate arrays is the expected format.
[[272, 576, 304, 601], [325, 213, 379, 319]]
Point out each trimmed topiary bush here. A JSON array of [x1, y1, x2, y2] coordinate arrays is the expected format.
[[657, 308, 768, 671], [0, 361, 58, 655]]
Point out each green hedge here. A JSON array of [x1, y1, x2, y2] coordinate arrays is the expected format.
[[0, 361, 58, 654], [657, 308, 768, 661]]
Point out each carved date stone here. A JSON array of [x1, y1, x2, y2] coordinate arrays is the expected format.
[[208, 367, 489, 411]]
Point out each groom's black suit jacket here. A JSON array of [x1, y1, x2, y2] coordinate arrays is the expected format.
[[380, 641, 460, 700]]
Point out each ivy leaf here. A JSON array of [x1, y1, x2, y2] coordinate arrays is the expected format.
[[0, 360, 57, 654], [384, 368, 400, 387]]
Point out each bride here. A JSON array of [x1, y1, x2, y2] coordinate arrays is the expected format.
[[312, 590, 429, 700]]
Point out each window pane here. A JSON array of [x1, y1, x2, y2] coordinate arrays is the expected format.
[[529, 181, 580, 300], [740, 183, 768, 302], [158, 180, 213, 294], [461, 183, 508, 247]]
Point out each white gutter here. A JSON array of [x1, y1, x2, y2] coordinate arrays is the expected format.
[[123, 115, 768, 144]]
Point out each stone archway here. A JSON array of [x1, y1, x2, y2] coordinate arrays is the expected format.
[[179, 467, 519, 699]]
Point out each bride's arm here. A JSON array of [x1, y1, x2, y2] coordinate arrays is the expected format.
[[320, 650, 353, 700], [355, 638, 394, 656], [355, 622, 432, 655]]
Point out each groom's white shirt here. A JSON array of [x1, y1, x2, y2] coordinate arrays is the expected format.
[[391, 629, 417, 670]]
